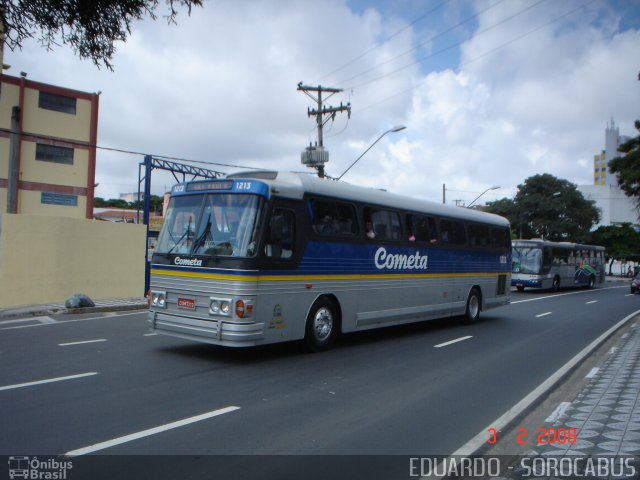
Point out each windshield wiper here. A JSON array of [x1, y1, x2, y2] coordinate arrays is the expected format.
[[192, 214, 214, 254], [167, 216, 194, 255]]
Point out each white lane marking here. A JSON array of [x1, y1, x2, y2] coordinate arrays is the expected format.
[[585, 367, 600, 379], [0, 312, 142, 331], [143, 333, 158, 337], [59, 339, 107, 346], [65, 406, 241, 456], [0, 315, 55, 326], [0, 372, 98, 392], [545, 402, 571, 423], [451, 308, 640, 457], [586, 300, 598, 304], [625, 294, 635, 297], [622, 333, 629, 339], [511, 285, 627, 304], [609, 347, 618, 355], [536, 312, 552, 318], [434, 336, 473, 348]]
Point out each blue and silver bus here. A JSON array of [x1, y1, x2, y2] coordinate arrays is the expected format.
[[511, 239, 606, 292], [149, 171, 511, 351]]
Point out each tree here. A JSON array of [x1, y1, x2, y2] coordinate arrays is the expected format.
[[484, 198, 520, 236], [485, 174, 600, 242], [94, 194, 164, 211], [609, 119, 640, 211], [590, 223, 640, 275], [1, 0, 203, 69]]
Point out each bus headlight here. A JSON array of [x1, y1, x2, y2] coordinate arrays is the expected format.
[[151, 291, 166, 308], [220, 301, 231, 314], [209, 297, 232, 316], [210, 300, 220, 313]]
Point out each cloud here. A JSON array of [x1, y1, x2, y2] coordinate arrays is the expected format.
[[357, 0, 640, 206], [4, 0, 639, 207]]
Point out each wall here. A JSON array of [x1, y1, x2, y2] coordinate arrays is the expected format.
[[0, 74, 99, 219], [578, 184, 639, 229], [0, 214, 146, 308]]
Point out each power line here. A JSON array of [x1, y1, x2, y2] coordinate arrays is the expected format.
[[0, 127, 263, 172], [358, 0, 597, 113], [349, 0, 546, 90], [337, 0, 507, 87], [313, 0, 451, 84]]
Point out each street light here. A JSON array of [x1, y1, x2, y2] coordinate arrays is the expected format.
[[467, 186, 500, 208], [336, 125, 406, 181]]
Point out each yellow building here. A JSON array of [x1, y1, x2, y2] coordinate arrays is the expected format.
[[593, 151, 607, 186], [0, 74, 99, 218]]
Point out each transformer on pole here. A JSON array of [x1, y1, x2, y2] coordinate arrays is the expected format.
[[297, 82, 351, 178]]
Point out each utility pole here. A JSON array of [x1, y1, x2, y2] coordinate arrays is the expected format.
[[297, 82, 350, 178], [7, 106, 20, 213]]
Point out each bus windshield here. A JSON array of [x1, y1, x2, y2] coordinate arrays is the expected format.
[[156, 193, 263, 257], [512, 247, 542, 274]]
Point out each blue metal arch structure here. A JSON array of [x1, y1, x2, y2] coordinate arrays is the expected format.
[[138, 155, 225, 294]]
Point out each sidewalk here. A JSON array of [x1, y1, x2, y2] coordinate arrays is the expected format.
[[478, 309, 640, 478], [493, 320, 640, 479], [0, 296, 148, 321], [535, 323, 640, 457]]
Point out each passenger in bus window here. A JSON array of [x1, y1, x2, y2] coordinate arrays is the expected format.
[[405, 215, 416, 241], [321, 215, 339, 235], [365, 221, 376, 239]]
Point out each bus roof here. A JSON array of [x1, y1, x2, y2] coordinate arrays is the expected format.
[[512, 239, 605, 251], [226, 170, 510, 227]]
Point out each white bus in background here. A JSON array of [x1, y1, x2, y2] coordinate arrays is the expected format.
[[512, 239, 605, 292]]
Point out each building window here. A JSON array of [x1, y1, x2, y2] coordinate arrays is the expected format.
[[41, 192, 78, 207], [38, 91, 77, 114], [36, 143, 74, 165]]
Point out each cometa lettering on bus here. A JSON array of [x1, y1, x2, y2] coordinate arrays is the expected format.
[[374, 247, 428, 270]]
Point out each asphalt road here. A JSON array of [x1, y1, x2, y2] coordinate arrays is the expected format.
[[1, 282, 638, 467]]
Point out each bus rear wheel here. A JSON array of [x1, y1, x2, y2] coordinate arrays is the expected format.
[[552, 277, 560, 292], [462, 288, 481, 324], [588, 275, 595, 289], [304, 297, 339, 352]]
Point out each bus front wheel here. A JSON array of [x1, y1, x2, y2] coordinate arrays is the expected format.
[[462, 288, 481, 324], [304, 297, 339, 352], [588, 275, 595, 289]]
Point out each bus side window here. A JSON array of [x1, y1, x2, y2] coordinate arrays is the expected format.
[[310, 199, 358, 237], [408, 214, 438, 243], [440, 220, 451, 243], [265, 209, 295, 259], [366, 207, 401, 241]]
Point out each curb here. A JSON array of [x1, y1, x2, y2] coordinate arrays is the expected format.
[[0, 301, 148, 321], [452, 309, 640, 456]]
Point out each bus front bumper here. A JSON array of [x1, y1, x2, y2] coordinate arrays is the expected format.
[[149, 311, 265, 347], [511, 277, 543, 288]]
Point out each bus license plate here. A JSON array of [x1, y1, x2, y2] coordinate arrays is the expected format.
[[177, 298, 196, 310]]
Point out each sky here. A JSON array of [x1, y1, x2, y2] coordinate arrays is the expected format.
[[6, 0, 640, 206]]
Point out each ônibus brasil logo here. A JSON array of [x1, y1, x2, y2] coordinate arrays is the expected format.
[[374, 247, 428, 271], [8, 456, 72, 480]]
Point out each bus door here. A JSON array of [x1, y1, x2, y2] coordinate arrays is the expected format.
[[259, 200, 308, 338]]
